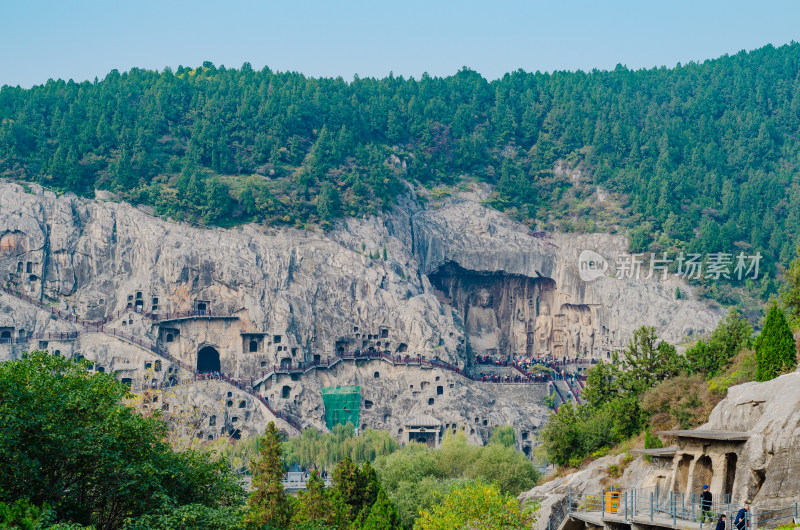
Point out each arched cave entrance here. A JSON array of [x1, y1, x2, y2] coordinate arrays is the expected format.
[[692, 455, 713, 493], [197, 346, 221, 373]]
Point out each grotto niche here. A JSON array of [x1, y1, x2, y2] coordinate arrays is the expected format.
[[429, 262, 600, 359]]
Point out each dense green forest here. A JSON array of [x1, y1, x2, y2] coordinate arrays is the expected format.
[[2, 44, 800, 282]]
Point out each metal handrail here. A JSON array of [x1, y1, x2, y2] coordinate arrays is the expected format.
[[565, 487, 790, 530]]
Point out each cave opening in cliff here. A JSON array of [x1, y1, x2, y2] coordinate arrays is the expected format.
[[691, 455, 713, 493], [675, 454, 693, 491], [429, 262, 577, 358], [723, 453, 737, 496], [197, 346, 221, 373]]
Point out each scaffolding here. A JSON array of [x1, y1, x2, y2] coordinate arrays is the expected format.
[[321, 385, 361, 431]]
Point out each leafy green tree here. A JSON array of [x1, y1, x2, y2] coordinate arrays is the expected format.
[[781, 245, 800, 329], [489, 425, 516, 448], [0, 351, 242, 530], [281, 423, 399, 471], [331, 457, 380, 524], [388, 478, 451, 529], [755, 302, 797, 381], [685, 340, 715, 376], [706, 309, 753, 367], [581, 360, 619, 411], [245, 422, 290, 528], [539, 402, 582, 467], [316, 181, 341, 225], [0, 500, 61, 529], [361, 489, 402, 530], [123, 505, 245, 530], [687, 309, 752, 377], [615, 326, 685, 395], [374, 431, 538, 527], [414, 480, 537, 530], [291, 471, 338, 528], [644, 428, 663, 450]]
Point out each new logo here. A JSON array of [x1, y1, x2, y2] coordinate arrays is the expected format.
[[578, 250, 609, 282]]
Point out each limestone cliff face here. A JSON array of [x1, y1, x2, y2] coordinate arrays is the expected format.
[[703, 372, 800, 505], [520, 369, 800, 528], [0, 180, 723, 442], [0, 182, 462, 371], [410, 191, 723, 356]]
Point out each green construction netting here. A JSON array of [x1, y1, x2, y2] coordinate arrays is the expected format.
[[321, 385, 361, 431]]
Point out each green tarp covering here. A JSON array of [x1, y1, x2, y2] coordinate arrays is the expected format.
[[321, 385, 361, 431]]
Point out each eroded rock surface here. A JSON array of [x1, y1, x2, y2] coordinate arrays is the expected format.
[[520, 370, 800, 528], [0, 180, 722, 443]]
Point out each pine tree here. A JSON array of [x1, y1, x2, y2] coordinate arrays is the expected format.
[[291, 470, 333, 527], [245, 422, 290, 528], [361, 488, 402, 529], [755, 302, 797, 382], [331, 458, 381, 524]]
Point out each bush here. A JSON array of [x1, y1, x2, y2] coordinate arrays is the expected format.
[[708, 350, 757, 394], [414, 480, 537, 530], [641, 374, 723, 431], [374, 431, 539, 528]]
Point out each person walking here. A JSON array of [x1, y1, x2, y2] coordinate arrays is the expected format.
[[700, 485, 713, 523], [733, 505, 749, 530], [714, 514, 726, 530]]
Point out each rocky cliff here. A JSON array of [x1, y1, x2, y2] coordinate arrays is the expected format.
[[520, 369, 800, 527], [0, 180, 723, 443]]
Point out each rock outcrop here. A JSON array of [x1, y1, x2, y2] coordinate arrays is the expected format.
[[0, 180, 723, 443], [520, 369, 800, 528]]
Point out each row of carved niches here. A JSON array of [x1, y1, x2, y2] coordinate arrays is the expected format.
[[429, 263, 617, 359]]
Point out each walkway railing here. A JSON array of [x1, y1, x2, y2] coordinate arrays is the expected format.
[[281, 471, 333, 490], [751, 504, 799, 529], [550, 382, 566, 408], [0, 285, 230, 326], [567, 486, 797, 530], [1, 286, 303, 433], [1, 285, 555, 425], [250, 350, 553, 390]]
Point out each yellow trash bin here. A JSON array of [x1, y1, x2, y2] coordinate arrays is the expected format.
[[604, 491, 620, 514]]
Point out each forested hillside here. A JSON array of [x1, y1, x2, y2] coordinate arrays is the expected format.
[[2, 44, 800, 282]]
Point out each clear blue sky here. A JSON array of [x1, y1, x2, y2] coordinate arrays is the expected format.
[[1, 0, 798, 87]]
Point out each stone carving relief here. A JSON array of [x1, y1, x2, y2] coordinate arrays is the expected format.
[[466, 288, 501, 355], [428, 263, 613, 360], [534, 302, 553, 356]]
